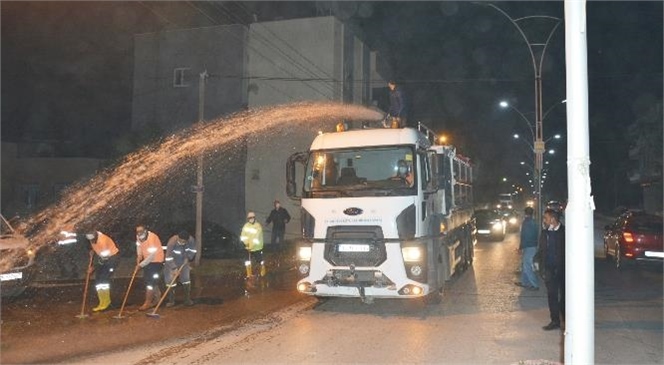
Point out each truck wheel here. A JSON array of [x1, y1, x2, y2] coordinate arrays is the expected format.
[[423, 287, 442, 305]]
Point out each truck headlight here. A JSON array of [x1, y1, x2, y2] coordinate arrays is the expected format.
[[509, 217, 518, 225], [402, 246, 423, 262], [298, 246, 312, 261], [492, 222, 503, 230]]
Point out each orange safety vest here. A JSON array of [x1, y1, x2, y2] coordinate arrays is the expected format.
[[91, 231, 119, 258], [137, 231, 164, 263]]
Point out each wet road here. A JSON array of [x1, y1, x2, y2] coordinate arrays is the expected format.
[[3, 221, 662, 364]]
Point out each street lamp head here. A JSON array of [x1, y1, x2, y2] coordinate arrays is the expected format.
[[548, 149, 555, 155], [513, 134, 520, 139], [520, 161, 525, 165], [499, 101, 509, 108], [554, 134, 561, 139]]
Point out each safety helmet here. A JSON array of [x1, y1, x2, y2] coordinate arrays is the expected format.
[[247, 211, 256, 219], [85, 231, 98, 241]]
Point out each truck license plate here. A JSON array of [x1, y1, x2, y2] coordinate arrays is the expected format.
[[0, 272, 23, 282], [338, 244, 370, 252]]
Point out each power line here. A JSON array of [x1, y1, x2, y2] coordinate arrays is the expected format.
[[198, 1, 334, 99]]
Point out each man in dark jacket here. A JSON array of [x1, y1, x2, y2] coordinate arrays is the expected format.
[[515, 207, 539, 290], [538, 208, 565, 330], [387, 80, 407, 128], [266, 200, 290, 251]]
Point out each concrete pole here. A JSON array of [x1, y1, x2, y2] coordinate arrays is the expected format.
[[564, 1, 594, 363], [194, 70, 208, 266]]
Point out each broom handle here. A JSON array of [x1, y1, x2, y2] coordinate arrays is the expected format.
[[150, 263, 186, 315], [117, 264, 139, 317], [79, 251, 94, 316]]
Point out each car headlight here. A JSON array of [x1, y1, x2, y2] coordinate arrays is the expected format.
[[402, 246, 423, 262], [298, 246, 312, 261], [492, 222, 503, 230]]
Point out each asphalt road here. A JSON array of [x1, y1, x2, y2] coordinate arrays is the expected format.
[[59, 216, 662, 365]]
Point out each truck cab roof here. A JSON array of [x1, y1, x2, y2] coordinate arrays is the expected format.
[[311, 128, 431, 150]]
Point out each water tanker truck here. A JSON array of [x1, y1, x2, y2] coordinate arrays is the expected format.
[[286, 123, 476, 303]]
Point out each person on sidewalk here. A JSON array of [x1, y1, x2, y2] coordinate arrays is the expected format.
[[538, 209, 566, 331], [163, 230, 197, 307], [265, 200, 290, 251], [135, 225, 164, 311], [241, 211, 265, 278], [514, 207, 539, 291]]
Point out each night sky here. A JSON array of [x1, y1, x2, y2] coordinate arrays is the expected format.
[[2, 1, 662, 211]]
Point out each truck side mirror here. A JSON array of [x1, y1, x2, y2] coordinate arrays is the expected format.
[[286, 152, 308, 201]]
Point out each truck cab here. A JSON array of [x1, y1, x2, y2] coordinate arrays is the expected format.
[[287, 124, 475, 302]]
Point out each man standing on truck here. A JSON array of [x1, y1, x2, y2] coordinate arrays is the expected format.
[[387, 80, 407, 128], [266, 200, 290, 252]]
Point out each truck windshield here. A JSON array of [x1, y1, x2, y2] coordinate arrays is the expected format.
[[304, 146, 417, 197]]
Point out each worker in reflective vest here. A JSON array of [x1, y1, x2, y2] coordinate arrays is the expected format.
[[86, 230, 120, 312], [240, 211, 265, 278], [135, 225, 164, 311], [164, 230, 197, 307]]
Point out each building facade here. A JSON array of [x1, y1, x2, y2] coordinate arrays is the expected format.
[[244, 16, 385, 243]]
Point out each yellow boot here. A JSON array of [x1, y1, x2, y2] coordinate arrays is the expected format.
[[245, 260, 253, 279], [260, 261, 267, 277], [92, 289, 111, 312]]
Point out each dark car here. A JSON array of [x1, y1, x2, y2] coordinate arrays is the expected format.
[[0, 226, 37, 299], [546, 200, 564, 213], [474, 209, 506, 241], [604, 211, 663, 268], [499, 209, 520, 232], [147, 220, 242, 259]]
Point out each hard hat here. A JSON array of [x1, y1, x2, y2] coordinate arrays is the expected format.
[[85, 231, 98, 241], [247, 211, 256, 219]]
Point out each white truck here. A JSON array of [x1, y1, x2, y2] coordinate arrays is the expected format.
[[286, 123, 475, 303]]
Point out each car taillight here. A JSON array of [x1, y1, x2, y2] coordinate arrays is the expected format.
[[623, 232, 634, 243]]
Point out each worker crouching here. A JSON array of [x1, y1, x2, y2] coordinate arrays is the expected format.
[[135, 225, 164, 311], [164, 230, 197, 307]]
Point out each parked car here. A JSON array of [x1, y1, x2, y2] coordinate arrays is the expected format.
[[1, 217, 37, 299], [546, 200, 564, 213], [604, 211, 663, 269], [474, 209, 506, 241]]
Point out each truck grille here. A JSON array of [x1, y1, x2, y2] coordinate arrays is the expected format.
[[324, 226, 386, 267]]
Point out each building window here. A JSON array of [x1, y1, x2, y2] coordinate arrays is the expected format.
[[173, 68, 190, 87]]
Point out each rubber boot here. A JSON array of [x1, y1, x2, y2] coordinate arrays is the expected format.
[[245, 260, 253, 279], [183, 283, 194, 306], [138, 289, 154, 311], [165, 288, 176, 308], [152, 287, 162, 308], [92, 289, 111, 312]]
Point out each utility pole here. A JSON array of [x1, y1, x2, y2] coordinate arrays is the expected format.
[[564, 1, 594, 363], [194, 70, 208, 266]]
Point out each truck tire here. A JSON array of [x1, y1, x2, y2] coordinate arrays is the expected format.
[[423, 287, 442, 305]]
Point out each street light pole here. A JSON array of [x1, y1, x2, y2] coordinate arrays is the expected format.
[[483, 3, 561, 226], [194, 70, 208, 266]]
